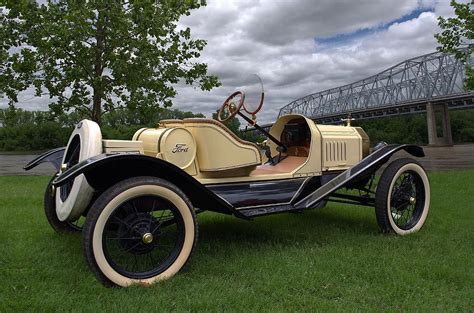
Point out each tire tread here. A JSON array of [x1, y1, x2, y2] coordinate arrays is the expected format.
[[44, 176, 82, 233], [82, 176, 198, 287], [375, 158, 426, 234]]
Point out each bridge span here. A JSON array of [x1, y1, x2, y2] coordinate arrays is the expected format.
[[258, 50, 474, 145]]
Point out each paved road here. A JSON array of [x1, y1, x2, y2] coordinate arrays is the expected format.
[[0, 153, 56, 176], [1, 144, 474, 176], [404, 144, 474, 171]]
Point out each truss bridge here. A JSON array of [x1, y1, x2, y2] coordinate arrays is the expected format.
[[276, 49, 474, 145]]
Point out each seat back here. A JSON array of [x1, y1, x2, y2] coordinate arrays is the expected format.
[[183, 118, 262, 172]]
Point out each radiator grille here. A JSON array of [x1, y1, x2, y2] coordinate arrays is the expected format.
[[325, 141, 347, 162]]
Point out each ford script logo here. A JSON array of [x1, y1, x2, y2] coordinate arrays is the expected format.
[[172, 143, 189, 153]]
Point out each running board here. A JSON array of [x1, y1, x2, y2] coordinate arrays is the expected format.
[[239, 204, 297, 218], [294, 144, 424, 210]]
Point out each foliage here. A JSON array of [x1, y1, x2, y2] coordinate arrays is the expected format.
[[354, 115, 428, 145], [240, 128, 267, 143], [211, 110, 241, 136], [435, 0, 474, 90], [450, 108, 474, 142], [0, 0, 220, 124], [0, 120, 70, 151], [0, 107, 71, 151], [103, 106, 204, 128], [1, 171, 473, 311], [100, 106, 205, 140], [0, 106, 204, 151], [2, 107, 473, 152], [354, 109, 474, 145]]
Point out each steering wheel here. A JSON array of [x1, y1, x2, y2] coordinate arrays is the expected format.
[[217, 91, 245, 123]]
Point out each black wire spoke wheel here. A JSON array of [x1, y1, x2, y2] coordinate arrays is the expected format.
[[375, 158, 430, 235], [390, 172, 424, 229], [83, 177, 198, 287], [102, 196, 185, 279]]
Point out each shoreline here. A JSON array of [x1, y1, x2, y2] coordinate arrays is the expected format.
[[1, 144, 474, 176], [0, 150, 46, 155]]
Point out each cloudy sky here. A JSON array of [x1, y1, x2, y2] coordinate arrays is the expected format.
[[0, 0, 464, 124]]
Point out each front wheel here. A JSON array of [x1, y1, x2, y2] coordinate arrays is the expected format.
[[82, 177, 198, 287], [375, 158, 430, 235]]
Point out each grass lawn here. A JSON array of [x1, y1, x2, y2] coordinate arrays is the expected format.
[[0, 171, 473, 312]]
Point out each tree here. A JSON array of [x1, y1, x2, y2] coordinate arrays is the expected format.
[[0, 106, 209, 151], [212, 110, 241, 135], [435, 0, 474, 90], [103, 106, 205, 128], [0, 0, 220, 125]]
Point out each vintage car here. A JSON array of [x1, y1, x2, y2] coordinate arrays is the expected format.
[[25, 79, 430, 287]]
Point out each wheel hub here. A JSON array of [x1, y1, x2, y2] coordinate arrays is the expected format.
[[142, 232, 154, 244], [392, 180, 416, 211], [117, 213, 160, 255]]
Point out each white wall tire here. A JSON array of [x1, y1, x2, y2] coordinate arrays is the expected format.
[[82, 177, 198, 287], [375, 158, 430, 235], [56, 120, 102, 221], [44, 174, 85, 233]]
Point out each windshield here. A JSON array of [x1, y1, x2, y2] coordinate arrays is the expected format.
[[234, 74, 264, 115]]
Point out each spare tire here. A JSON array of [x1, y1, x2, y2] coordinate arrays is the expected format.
[[55, 120, 102, 221]]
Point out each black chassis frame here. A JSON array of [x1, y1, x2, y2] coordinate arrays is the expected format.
[[25, 144, 424, 219]]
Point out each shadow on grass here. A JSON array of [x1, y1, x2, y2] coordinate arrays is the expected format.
[[196, 205, 379, 249], [25, 204, 382, 284]]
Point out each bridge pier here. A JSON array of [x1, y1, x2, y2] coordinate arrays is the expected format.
[[426, 102, 453, 146]]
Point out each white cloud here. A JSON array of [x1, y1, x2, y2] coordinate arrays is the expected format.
[[243, 0, 421, 45], [1, 0, 461, 125], [172, 0, 456, 124]]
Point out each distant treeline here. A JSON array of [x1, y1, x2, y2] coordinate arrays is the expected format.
[[0, 107, 205, 151], [1, 107, 473, 152], [355, 109, 474, 145]]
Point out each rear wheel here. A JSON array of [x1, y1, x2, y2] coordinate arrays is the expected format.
[[83, 177, 198, 287], [44, 175, 84, 233], [375, 158, 430, 235]]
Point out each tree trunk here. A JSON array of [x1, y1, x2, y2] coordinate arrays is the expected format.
[[92, 91, 102, 125], [92, 10, 105, 125]]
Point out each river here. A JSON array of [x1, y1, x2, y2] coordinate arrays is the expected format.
[[1, 144, 474, 176]]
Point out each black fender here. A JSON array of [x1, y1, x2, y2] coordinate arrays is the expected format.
[[53, 153, 240, 217], [294, 144, 424, 210], [24, 147, 66, 172]]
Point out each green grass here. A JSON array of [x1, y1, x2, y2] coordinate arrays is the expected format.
[[0, 172, 473, 312]]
